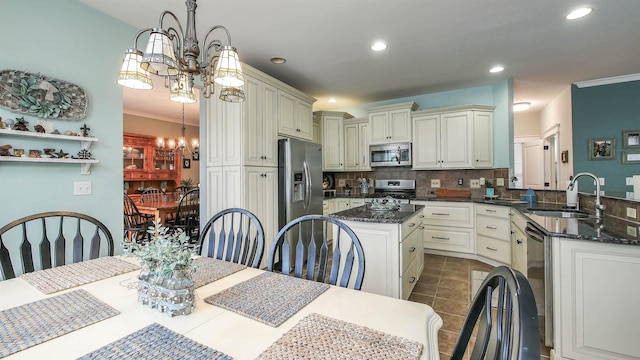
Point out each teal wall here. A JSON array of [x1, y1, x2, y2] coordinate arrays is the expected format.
[[337, 80, 512, 168], [572, 81, 640, 198], [0, 0, 135, 252]]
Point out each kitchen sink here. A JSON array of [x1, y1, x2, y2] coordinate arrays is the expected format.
[[527, 209, 593, 219]]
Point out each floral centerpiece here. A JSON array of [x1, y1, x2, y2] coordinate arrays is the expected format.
[[122, 220, 198, 316]]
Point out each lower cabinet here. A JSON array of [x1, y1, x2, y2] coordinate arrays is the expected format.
[[475, 204, 511, 265], [244, 167, 278, 269], [414, 201, 475, 254], [510, 209, 528, 275], [553, 237, 640, 360]]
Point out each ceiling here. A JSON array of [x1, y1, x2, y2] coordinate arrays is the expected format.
[[80, 0, 640, 126]]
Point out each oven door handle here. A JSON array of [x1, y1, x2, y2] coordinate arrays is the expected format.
[[525, 225, 546, 242]]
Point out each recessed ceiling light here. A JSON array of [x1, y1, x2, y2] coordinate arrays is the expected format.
[[513, 102, 532, 112], [328, 98, 337, 103], [489, 65, 504, 73], [270, 57, 286, 64], [566, 7, 593, 20], [371, 41, 387, 51]]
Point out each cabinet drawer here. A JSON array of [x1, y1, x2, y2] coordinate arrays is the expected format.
[[477, 235, 511, 264], [476, 215, 510, 240], [423, 226, 474, 254], [127, 172, 151, 180], [476, 204, 510, 218], [401, 256, 418, 300], [401, 227, 419, 274], [401, 212, 422, 238], [422, 204, 473, 227]]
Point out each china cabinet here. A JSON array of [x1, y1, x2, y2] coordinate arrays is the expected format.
[[123, 133, 180, 185], [0, 128, 98, 174]]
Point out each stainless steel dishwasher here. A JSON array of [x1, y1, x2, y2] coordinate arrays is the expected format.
[[525, 220, 553, 347]]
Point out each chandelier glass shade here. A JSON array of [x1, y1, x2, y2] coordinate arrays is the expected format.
[[117, 0, 245, 103]]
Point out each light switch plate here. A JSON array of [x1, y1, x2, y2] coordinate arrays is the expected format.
[[74, 181, 91, 195], [599, 177, 605, 186], [628, 192, 635, 200], [496, 178, 504, 186], [627, 207, 637, 219], [431, 179, 441, 188], [627, 177, 634, 186], [479, 177, 485, 185], [470, 179, 480, 189]]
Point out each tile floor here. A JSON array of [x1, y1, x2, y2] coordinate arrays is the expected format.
[[408, 253, 551, 359]]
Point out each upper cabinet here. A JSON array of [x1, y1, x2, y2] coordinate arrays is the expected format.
[[344, 118, 370, 171], [278, 90, 314, 141], [244, 76, 278, 167], [316, 111, 353, 171], [412, 105, 495, 170], [368, 102, 417, 145]]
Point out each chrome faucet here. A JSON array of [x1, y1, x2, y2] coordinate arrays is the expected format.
[[567, 172, 606, 221]]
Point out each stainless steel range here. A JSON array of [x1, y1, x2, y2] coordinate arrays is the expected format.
[[365, 179, 416, 204]]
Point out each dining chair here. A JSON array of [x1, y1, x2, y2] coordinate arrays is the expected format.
[[168, 188, 200, 243], [197, 208, 265, 268], [172, 186, 190, 201], [0, 211, 114, 280], [123, 193, 154, 243], [267, 215, 365, 290], [451, 266, 540, 360], [140, 187, 167, 204]]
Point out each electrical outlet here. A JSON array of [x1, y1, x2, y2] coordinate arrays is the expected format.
[[627, 207, 637, 219], [470, 179, 480, 189], [627, 225, 637, 237], [338, 179, 346, 187], [628, 192, 635, 200], [431, 179, 441, 188], [496, 178, 504, 187], [598, 177, 605, 186], [74, 181, 92, 196], [458, 178, 463, 185], [479, 177, 485, 185], [627, 177, 634, 186]]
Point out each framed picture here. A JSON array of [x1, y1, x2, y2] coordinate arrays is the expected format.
[[182, 158, 191, 169], [561, 150, 569, 163], [588, 138, 615, 160], [192, 151, 199, 161], [622, 152, 640, 164], [623, 130, 640, 148]]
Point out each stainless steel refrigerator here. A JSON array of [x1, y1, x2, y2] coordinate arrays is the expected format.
[[277, 138, 323, 268]]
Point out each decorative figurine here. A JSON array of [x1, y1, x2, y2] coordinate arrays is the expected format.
[[55, 149, 69, 159], [34, 124, 46, 133], [0, 144, 12, 156], [43, 148, 56, 156], [63, 130, 77, 136], [80, 124, 91, 137], [5, 119, 14, 129], [13, 117, 29, 131], [73, 149, 92, 159], [28, 150, 42, 158]]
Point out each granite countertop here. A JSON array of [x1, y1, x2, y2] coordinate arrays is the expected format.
[[328, 204, 424, 224]]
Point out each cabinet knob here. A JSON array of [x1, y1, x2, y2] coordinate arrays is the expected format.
[[516, 240, 523, 244], [409, 247, 416, 252], [409, 276, 417, 284]]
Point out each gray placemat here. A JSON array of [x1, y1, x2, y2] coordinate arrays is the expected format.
[[77, 323, 232, 360], [20, 257, 140, 294], [204, 272, 329, 327], [192, 257, 246, 289], [0, 289, 120, 358], [257, 313, 424, 360]]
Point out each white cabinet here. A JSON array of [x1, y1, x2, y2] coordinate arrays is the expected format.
[[244, 167, 278, 269], [316, 111, 353, 171], [553, 238, 640, 360], [244, 76, 278, 167], [367, 102, 417, 145], [414, 201, 475, 254], [350, 199, 365, 208], [0, 129, 99, 174], [344, 118, 370, 171], [278, 90, 314, 141], [412, 105, 494, 170], [510, 209, 528, 275], [476, 204, 511, 265]]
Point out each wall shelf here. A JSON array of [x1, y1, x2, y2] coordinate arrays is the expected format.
[[0, 128, 99, 174]]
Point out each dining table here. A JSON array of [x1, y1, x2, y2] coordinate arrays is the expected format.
[[136, 200, 180, 226], [0, 256, 443, 359]]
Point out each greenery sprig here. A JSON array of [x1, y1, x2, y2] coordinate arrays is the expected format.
[[14, 74, 71, 118]]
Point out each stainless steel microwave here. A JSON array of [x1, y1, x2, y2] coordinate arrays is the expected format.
[[370, 143, 412, 167]]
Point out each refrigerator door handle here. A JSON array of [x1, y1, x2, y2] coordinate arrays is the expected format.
[[303, 159, 311, 210]]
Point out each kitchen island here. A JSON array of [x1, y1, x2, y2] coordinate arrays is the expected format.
[[329, 204, 425, 299]]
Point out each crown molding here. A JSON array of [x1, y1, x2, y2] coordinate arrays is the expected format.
[[574, 73, 640, 88]]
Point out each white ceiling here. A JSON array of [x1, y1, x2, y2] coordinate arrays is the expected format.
[[81, 0, 640, 125]]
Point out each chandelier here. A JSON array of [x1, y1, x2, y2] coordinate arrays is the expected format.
[[156, 104, 200, 158], [117, 0, 245, 103]]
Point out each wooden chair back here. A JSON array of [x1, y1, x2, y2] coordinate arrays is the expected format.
[[267, 215, 365, 290], [123, 193, 153, 242], [140, 187, 166, 204], [451, 266, 541, 360], [172, 188, 200, 242], [172, 186, 190, 201], [197, 208, 265, 268], [0, 211, 114, 280]]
